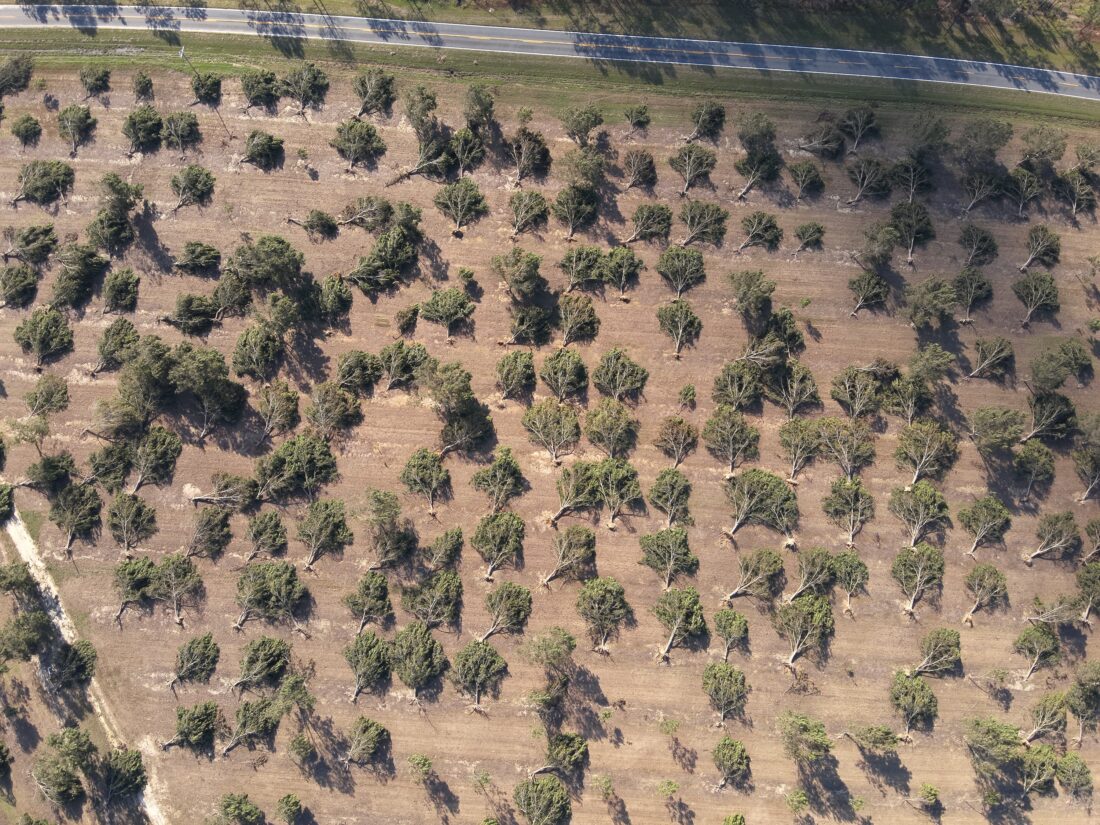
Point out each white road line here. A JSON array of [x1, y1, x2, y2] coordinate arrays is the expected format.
[[1, 4, 1098, 101]]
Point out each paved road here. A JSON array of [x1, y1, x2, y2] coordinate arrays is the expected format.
[[2, 3, 1100, 100]]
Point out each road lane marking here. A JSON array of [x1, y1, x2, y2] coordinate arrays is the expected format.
[[6, 7, 1100, 100]]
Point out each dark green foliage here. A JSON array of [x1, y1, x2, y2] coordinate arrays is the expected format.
[[402, 570, 463, 628], [509, 126, 552, 181], [0, 610, 52, 662], [51, 242, 109, 307], [657, 246, 706, 297], [174, 241, 220, 276], [575, 577, 629, 649], [452, 640, 507, 704], [332, 118, 386, 168], [170, 164, 215, 211], [97, 747, 147, 805], [161, 110, 201, 151], [472, 511, 525, 579], [0, 263, 38, 308], [57, 104, 96, 153], [218, 793, 265, 825], [169, 343, 245, 437], [49, 484, 101, 551], [777, 711, 831, 764], [347, 223, 420, 296], [164, 702, 221, 751], [389, 621, 447, 696], [703, 662, 748, 721], [255, 432, 338, 501], [0, 56, 33, 98], [79, 65, 110, 98], [654, 586, 706, 660], [242, 69, 280, 110], [496, 351, 536, 399], [103, 267, 139, 312], [593, 348, 648, 402], [354, 67, 395, 116], [724, 468, 798, 535], [234, 561, 307, 632], [87, 173, 144, 254], [232, 635, 291, 693], [243, 129, 284, 170], [25, 450, 76, 493], [47, 639, 98, 689], [540, 348, 588, 401], [190, 72, 222, 105], [4, 223, 57, 266], [471, 447, 525, 514], [420, 287, 475, 334], [640, 527, 698, 588], [171, 633, 220, 687], [344, 631, 390, 700], [185, 506, 231, 561], [280, 62, 329, 113], [686, 100, 725, 141], [552, 184, 598, 239], [11, 160, 74, 205], [122, 104, 162, 153]]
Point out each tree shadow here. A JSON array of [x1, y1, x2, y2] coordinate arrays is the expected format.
[[133, 204, 175, 273], [664, 795, 695, 825], [857, 749, 912, 797], [669, 735, 697, 773], [605, 791, 632, 824], [424, 770, 461, 821], [799, 755, 859, 821]]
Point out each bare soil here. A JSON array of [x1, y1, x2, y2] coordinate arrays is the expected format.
[[0, 67, 1097, 824]]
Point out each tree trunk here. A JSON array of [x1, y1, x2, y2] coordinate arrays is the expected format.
[[1078, 478, 1099, 503], [478, 623, 500, 643], [1024, 655, 1040, 681], [905, 592, 919, 616], [658, 631, 676, 662]]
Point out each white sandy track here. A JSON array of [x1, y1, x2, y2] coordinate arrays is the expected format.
[[4, 510, 169, 825]]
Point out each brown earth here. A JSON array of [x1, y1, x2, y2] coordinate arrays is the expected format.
[[0, 66, 1097, 825]]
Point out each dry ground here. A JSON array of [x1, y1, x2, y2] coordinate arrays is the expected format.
[[0, 65, 1097, 825]]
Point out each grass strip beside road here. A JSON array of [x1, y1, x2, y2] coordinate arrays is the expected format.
[[1, 26, 1099, 123], [3, 0, 1097, 77]]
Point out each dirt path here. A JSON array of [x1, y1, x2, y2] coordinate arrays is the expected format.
[[4, 509, 170, 825]]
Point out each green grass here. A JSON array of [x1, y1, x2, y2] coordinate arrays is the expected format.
[[3, 26, 1100, 123], [17, 507, 43, 544], [5, 0, 1096, 74]]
